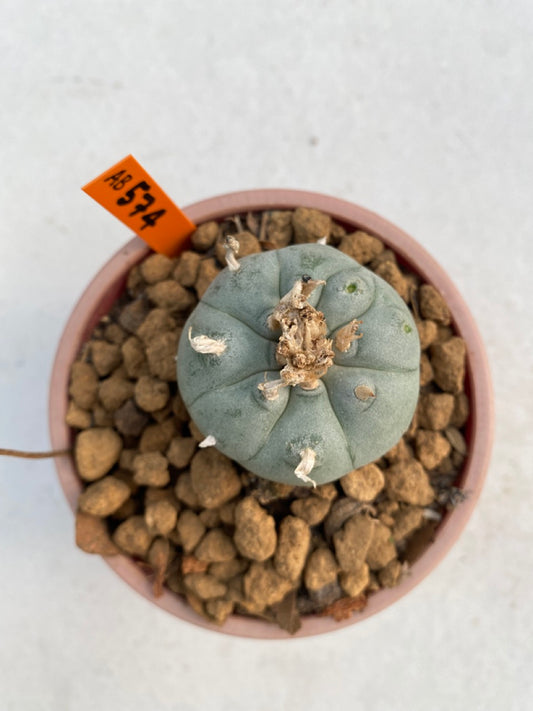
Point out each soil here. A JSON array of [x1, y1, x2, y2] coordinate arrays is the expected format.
[[67, 207, 469, 633]]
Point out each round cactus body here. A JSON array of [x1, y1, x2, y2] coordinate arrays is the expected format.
[[177, 243, 420, 487]]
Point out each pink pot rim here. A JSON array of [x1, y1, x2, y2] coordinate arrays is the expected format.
[[49, 189, 494, 639]]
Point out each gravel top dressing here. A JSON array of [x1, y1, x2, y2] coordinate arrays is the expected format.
[[68, 207, 468, 633]]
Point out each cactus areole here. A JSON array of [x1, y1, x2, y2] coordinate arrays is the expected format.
[[177, 243, 420, 487]]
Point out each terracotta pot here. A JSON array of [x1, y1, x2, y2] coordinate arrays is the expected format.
[[49, 189, 494, 638]]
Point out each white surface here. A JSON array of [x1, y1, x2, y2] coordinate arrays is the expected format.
[[0, 1, 531, 709]]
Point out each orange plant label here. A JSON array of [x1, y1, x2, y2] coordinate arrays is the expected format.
[[82, 155, 196, 256]]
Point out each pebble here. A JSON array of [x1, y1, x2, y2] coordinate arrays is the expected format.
[[146, 331, 179, 381], [174, 473, 200, 509], [139, 253, 174, 284], [113, 399, 149, 437], [195, 258, 220, 298], [290, 496, 331, 525], [134, 375, 170, 412], [304, 548, 338, 591], [215, 230, 261, 265], [419, 284, 451, 325], [121, 336, 149, 378], [133, 452, 170, 487], [339, 564, 369, 597], [177, 510, 205, 552], [338, 231, 384, 264], [333, 514, 375, 572], [113, 516, 153, 557], [136, 309, 176, 344], [191, 221, 219, 251], [183, 573, 227, 600], [65, 401, 92, 430], [430, 337, 466, 394], [145, 499, 178, 535], [166, 437, 197, 469], [365, 521, 396, 570], [90, 341, 122, 376], [340, 463, 385, 501], [195, 529, 236, 563], [234, 497, 277, 561], [190, 448, 241, 509], [75, 511, 119, 555], [146, 280, 195, 312], [173, 250, 201, 287], [416, 430, 452, 470], [98, 375, 134, 412], [243, 562, 293, 608], [292, 207, 332, 243], [374, 261, 409, 301], [75, 427, 122, 481], [138, 418, 176, 453], [392, 506, 425, 541], [78, 476, 131, 516], [69, 361, 99, 410], [418, 392, 455, 430], [385, 460, 435, 506], [266, 211, 293, 248], [274, 516, 311, 581]]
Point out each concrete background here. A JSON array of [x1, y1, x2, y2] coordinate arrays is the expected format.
[[0, 1, 531, 709]]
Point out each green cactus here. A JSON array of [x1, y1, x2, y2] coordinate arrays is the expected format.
[[177, 242, 420, 487]]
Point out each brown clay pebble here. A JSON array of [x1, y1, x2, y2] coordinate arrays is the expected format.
[[292, 207, 331, 243], [92, 404, 114, 427], [385, 438, 412, 464], [173, 250, 201, 287], [274, 516, 311, 581], [365, 521, 396, 570], [121, 336, 149, 378], [69, 361, 99, 410], [145, 499, 178, 535], [198, 508, 221, 529], [184, 573, 227, 600], [146, 331, 179, 381], [195, 258, 221, 298], [90, 341, 122, 377], [191, 221, 219, 251], [75, 511, 119, 555], [98, 376, 134, 412], [133, 452, 170, 487], [419, 353, 434, 386], [243, 562, 293, 609], [416, 320, 438, 350], [205, 599, 234, 625], [393, 506, 425, 541], [374, 261, 409, 301], [418, 392, 455, 430], [234, 497, 277, 561], [65, 401, 92, 430], [290, 496, 331, 526], [195, 529, 236, 563], [75, 427, 122, 481], [304, 548, 338, 591], [134, 375, 170, 412], [113, 399, 149, 437], [215, 230, 261, 264], [177, 510, 205, 552], [78, 476, 131, 516], [166, 437, 197, 469], [174, 473, 200, 509], [379, 559, 404, 588], [139, 419, 176, 453], [430, 337, 466, 394], [118, 297, 150, 334], [113, 516, 153, 557], [136, 309, 176, 344], [139, 253, 174, 284], [338, 231, 384, 265], [190, 448, 241, 509], [266, 211, 293, 248], [385, 460, 435, 506], [451, 392, 470, 428], [104, 322, 128, 346], [209, 558, 248, 581], [339, 564, 370, 597], [416, 430, 452, 470], [333, 514, 375, 572], [419, 284, 451, 325], [146, 280, 195, 312], [340, 463, 385, 502]]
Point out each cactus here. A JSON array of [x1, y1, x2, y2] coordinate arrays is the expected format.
[[177, 242, 420, 487]]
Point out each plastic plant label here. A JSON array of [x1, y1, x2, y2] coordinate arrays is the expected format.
[[82, 155, 196, 256]]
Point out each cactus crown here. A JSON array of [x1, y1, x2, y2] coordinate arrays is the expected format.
[[177, 243, 420, 486]]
